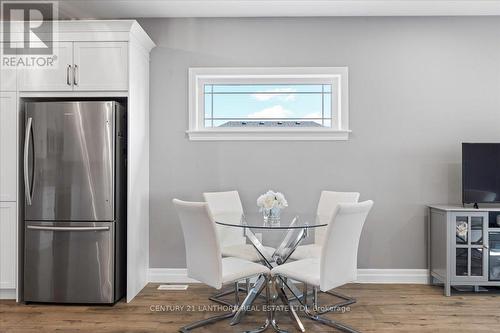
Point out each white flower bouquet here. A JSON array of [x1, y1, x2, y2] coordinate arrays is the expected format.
[[257, 190, 288, 223], [257, 190, 288, 210]]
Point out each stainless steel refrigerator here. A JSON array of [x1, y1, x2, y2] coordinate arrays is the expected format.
[[23, 101, 126, 304]]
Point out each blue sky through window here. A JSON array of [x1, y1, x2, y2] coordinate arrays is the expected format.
[[204, 84, 333, 128]]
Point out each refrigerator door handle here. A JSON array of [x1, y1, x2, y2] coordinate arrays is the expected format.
[[24, 117, 33, 205], [27, 226, 110, 232]]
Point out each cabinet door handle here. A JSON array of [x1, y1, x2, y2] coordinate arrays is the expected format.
[[66, 65, 72, 85], [73, 64, 78, 86]]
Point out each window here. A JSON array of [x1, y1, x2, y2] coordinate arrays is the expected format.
[[188, 67, 350, 141]]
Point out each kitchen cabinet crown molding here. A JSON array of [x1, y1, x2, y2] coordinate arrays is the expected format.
[[0, 20, 155, 53]]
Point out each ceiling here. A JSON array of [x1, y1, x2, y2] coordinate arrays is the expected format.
[[56, 0, 500, 19]]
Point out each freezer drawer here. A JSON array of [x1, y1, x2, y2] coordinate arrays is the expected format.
[[24, 221, 115, 303]]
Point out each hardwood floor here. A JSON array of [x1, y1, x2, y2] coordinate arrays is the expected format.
[[1, 283, 500, 332]]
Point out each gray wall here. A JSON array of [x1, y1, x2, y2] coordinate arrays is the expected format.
[[140, 17, 500, 269]]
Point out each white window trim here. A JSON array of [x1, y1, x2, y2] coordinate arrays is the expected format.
[[187, 67, 350, 141]]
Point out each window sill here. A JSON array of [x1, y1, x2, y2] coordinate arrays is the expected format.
[[186, 129, 351, 141]]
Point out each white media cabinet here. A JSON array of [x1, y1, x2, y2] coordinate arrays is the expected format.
[[428, 205, 500, 296]]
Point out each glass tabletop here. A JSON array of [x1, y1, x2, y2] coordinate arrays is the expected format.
[[214, 212, 329, 230]]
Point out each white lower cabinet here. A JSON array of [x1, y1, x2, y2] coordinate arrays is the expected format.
[[0, 202, 17, 292]]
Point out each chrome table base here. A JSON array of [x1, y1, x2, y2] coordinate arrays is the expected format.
[[243, 276, 297, 333], [244, 277, 360, 333], [190, 278, 360, 333], [188, 222, 360, 332], [228, 224, 308, 331]]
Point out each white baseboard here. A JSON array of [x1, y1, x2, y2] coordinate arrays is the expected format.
[[356, 269, 429, 284], [0, 289, 16, 300], [148, 268, 429, 285], [149, 268, 199, 283]]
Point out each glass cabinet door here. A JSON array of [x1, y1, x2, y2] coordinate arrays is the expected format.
[[455, 216, 468, 245], [470, 216, 484, 245], [471, 248, 484, 277], [451, 213, 488, 282], [489, 232, 500, 281], [455, 248, 468, 276]]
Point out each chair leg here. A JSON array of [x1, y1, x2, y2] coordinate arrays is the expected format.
[[235, 282, 240, 306], [179, 310, 237, 333], [180, 283, 242, 332], [315, 290, 357, 315], [312, 287, 318, 311], [209, 289, 236, 307], [303, 283, 308, 307], [303, 286, 360, 333], [281, 279, 360, 333], [209, 284, 247, 307]]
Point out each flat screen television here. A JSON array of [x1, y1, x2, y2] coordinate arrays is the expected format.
[[462, 143, 500, 205]]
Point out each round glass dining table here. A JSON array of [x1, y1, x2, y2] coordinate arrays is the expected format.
[[215, 212, 329, 230], [214, 212, 329, 332]]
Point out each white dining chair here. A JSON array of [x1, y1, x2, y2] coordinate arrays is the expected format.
[[173, 199, 270, 332], [203, 191, 275, 262], [290, 191, 360, 260], [271, 200, 374, 333]]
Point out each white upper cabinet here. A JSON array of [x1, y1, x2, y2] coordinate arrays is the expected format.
[[0, 44, 17, 91], [18, 42, 73, 92], [0, 92, 17, 202], [18, 41, 128, 92], [73, 42, 128, 91]]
